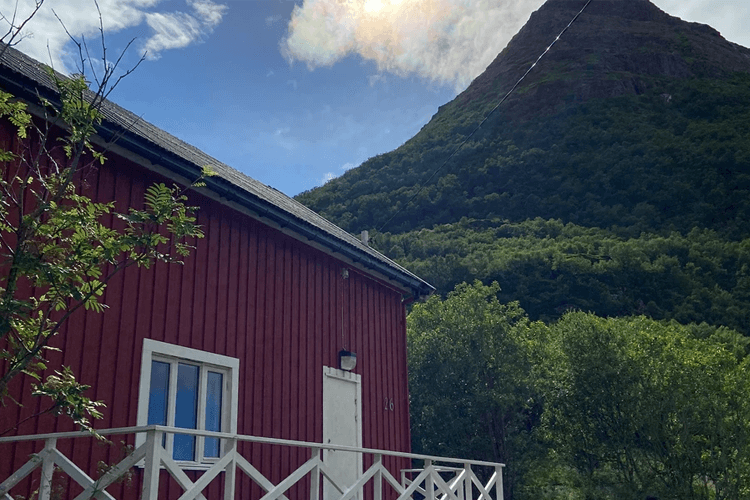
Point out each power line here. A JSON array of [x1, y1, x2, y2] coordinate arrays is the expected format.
[[376, 0, 594, 234]]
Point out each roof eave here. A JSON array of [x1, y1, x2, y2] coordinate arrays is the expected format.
[[0, 56, 435, 300], [99, 122, 434, 300]]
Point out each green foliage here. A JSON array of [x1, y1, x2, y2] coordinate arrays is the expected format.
[[297, 74, 750, 238], [0, 74, 206, 434], [408, 283, 750, 499], [374, 218, 750, 334], [43, 70, 104, 163], [0, 90, 30, 140], [296, 72, 750, 335], [31, 367, 104, 435], [407, 281, 544, 499], [538, 313, 750, 499]]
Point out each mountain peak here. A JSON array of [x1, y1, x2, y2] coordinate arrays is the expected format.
[[297, 0, 750, 244], [456, 0, 750, 118]]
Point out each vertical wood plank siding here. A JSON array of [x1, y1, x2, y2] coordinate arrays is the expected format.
[[0, 138, 412, 498]]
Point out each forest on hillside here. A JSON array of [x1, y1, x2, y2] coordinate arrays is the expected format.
[[373, 218, 750, 335], [408, 282, 749, 500], [298, 74, 750, 238]]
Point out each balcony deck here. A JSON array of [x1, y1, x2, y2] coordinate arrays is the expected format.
[[0, 426, 504, 500]]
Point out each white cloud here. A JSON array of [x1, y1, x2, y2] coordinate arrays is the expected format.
[[319, 159, 362, 185], [282, 0, 544, 92], [143, 11, 201, 57], [136, 0, 227, 60], [0, 0, 226, 72], [189, 0, 225, 28], [320, 171, 336, 185], [282, 0, 750, 92]]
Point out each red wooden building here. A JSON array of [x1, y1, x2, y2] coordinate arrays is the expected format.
[[0, 45, 437, 497], [0, 46, 505, 500]]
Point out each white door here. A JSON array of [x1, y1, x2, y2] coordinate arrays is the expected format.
[[322, 367, 362, 500]]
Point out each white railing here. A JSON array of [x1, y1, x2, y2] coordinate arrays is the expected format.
[[0, 426, 504, 500]]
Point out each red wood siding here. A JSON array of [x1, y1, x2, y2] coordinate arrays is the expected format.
[[0, 127, 412, 498]]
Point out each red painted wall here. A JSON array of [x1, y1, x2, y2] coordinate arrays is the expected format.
[[0, 122, 412, 498]]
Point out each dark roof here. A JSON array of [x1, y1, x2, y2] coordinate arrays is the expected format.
[[0, 45, 433, 299]]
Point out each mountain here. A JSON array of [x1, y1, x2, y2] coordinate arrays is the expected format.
[[295, 0, 750, 333], [460, 0, 750, 118]]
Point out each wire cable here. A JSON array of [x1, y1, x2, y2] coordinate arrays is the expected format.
[[376, 0, 594, 234]]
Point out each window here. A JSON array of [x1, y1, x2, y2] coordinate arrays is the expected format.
[[136, 339, 239, 466]]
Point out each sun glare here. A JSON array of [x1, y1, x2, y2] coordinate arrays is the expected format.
[[363, 0, 404, 14], [363, 0, 384, 13]]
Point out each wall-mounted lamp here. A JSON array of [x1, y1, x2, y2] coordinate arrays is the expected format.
[[339, 349, 357, 371]]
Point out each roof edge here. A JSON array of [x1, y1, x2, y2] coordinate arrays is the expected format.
[[98, 121, 434, 300], [0, 45, 435, 300]]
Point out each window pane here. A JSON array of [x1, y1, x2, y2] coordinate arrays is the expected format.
[[174, 363, 199, 461], [147, 361, 170, 426], [204, 371, 224, 458]]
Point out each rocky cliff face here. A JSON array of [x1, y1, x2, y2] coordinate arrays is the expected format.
[[452, 0, 750, 119]]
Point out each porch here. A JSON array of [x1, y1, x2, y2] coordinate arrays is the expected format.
[[0, 426, 504, 500]]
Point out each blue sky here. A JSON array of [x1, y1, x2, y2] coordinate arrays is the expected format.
[[2, 0, 748, 196]]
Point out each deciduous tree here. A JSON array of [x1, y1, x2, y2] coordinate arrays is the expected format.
[[0, 33, 211, 434], [540, 313, 750, 499], [407, 281, 544, 499]]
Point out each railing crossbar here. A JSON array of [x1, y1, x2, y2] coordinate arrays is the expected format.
[[0, 451, 46, 495], [397, 466, 434, 500], [431, 469, 460, 500], [319, 465, 346, 495], [157, 446, 208, 500], [0, 427, 505, 500], [73, 443, 147, 500], [338, 461, 381, 500], [1, 426, 504, 468], [177, 450, 234, 500], [436, 469, 467, 500], [22, 445, 115, 500], [234, 453, 291, 500], [467, 467, 493, 500], [380, 464, 406, 495], [258, 454, 318, 500]]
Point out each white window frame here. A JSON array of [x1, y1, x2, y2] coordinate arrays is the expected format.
[[136, 339, 239, 468]]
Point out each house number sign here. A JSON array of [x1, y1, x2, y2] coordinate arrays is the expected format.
[[384, 397, 394, 411]]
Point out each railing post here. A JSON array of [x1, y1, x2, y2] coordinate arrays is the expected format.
[[425, 460, 435, 500], [495, 466, 504, 500], [224, 438, 237, 500], [373, 454, 382, 500], [37, 438, 57, 500], [141, 429, 162, 500], [309, 447, 321, 500], [464, 463, 474, 500]]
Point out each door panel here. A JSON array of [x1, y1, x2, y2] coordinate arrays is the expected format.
[[322, 367, 362, 499]]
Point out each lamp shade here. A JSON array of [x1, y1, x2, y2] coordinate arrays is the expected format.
[[339, 350, 357, 371]]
